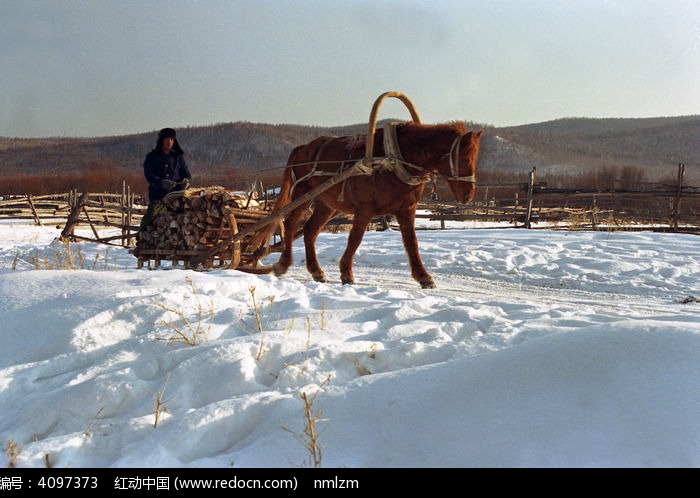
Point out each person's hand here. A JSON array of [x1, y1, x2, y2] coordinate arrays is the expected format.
[[177, 179, 190, 190], [160, 179, 176, 190]]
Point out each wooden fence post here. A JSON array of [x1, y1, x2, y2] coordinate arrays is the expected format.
[[121, 180, 126, 245], [525, 167, 536, 229], [26, 194, 42, 226], [590, 194, 598, 230], [483, 187, 489, 218], [672, 163, 685, 231], [129, 183, 134, 246], [60, 191, 90, 242], [82, 205, 101, 239], [121, 180, 132, 247]]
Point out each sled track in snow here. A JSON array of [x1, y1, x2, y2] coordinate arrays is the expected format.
[[280, 260, 696, 323]]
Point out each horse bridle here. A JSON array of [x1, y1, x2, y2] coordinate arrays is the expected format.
[[446, 134, 477, 184], [385, 125, 476, 185]]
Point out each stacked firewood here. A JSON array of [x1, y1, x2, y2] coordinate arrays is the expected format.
[[136, 187, 257, 252]]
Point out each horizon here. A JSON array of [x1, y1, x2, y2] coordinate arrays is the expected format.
[[2, 113, 700, 141]]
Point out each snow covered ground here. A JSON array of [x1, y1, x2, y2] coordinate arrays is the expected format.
[[0, 220, 699, 469]]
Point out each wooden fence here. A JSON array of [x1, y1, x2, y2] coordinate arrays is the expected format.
[[0, 182, 141, 246], [1, 165, 698, 245], [418, 164, 700, 233]]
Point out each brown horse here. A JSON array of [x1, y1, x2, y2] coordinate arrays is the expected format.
[[248, 121, 483, 288]]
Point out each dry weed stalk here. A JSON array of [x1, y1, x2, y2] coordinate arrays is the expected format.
[[248, 285, 271, 334], [237, 285, 276, 360], [153, 373, 172, 428], [282, 375, 331, 468], [349, 355, 372, 376], [305, 317, 312, 360], [4, 440, 22, 468], [367, 343, 378, 359], [84, 404, 106, 437], [156, 277, 214, 346], [344, 343, 377, 376], [317, 298, 327, 330]]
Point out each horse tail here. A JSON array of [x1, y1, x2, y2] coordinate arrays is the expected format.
[[247, 162, 294, 255]]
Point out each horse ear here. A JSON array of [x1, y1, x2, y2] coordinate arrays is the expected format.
[[464, 130, 482, 140]]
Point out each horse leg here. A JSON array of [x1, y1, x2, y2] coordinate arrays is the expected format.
[[339, 212, 373, 285], [395, 210, 436, 288], [302, 203, 337, 283], [273, 202, 309, 277]]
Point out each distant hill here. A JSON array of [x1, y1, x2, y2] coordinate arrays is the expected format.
[[486, 116, 700, 180], [1, 116, 698, 187]]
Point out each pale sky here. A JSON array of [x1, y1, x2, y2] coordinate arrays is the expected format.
[[2, 0, 699, 138]]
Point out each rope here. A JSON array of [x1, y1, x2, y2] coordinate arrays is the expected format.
[[373, 122, 432, 185]]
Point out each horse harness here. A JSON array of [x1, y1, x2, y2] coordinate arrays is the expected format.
[[288, 123, 476, 200]]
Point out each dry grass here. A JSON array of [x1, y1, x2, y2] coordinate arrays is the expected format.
[[236, 285, 277, 360], [11, 239, 114, 270], [153, 373, 172, 428], [4, 440, 22, 468], [83, 404, 106, 437], [282, 375, 332, 468], [155, 277, 214, 346]]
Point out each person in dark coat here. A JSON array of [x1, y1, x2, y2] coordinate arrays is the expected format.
[[139, 127, 192, 229]]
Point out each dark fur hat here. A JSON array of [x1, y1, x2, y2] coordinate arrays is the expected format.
[[155, 128, 184, 155], [158, 128, 177, 141]]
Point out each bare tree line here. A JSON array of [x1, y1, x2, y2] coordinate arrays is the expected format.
[[1, 116, 698, 197]]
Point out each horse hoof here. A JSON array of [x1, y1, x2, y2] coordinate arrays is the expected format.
[[420, 280, 436, 289], [273, 262, 287, 277], [341, 278, 355, 285], [313, 273, 328, 283]]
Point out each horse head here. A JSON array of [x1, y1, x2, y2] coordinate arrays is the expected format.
[[397, 122, 483, 204], [442, 129, 482, 204]]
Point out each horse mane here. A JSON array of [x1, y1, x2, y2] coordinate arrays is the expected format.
[[400, 120, 468, 134]]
